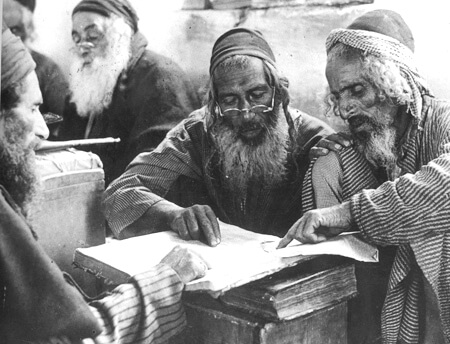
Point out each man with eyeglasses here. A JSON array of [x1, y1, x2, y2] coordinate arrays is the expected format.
[[103, 28, 338, 245], [59, 0, 200, 186]]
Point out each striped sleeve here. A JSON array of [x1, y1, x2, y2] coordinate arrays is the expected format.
[[351, 109, 450, 246], [90, 264, 185, 344], [103, 117, 204, 237]]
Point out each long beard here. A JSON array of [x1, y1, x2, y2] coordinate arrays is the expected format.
[[215, 111, 289, 193], [0, 114, 39, 217], [68, 32, 131, 118], [352, 115, 398, 170]]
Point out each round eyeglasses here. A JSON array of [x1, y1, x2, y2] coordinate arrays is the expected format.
[[216, 89, 275, 119]]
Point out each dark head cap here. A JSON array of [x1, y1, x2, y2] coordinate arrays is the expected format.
[[347, 9, 414, 52], [72, 0, 139, 33]]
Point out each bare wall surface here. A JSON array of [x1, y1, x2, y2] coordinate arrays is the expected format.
[[30, 0, 450, 130]]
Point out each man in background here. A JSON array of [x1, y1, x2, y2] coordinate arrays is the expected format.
[[60, 0, 201, 185], [103, 28, 336, 245], [0, 24, 207, 343], [3, 0, 69, 119], [280, 9, 450, 344]]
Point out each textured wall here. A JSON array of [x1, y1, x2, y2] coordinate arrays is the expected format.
[[30, 0, 450, 130]]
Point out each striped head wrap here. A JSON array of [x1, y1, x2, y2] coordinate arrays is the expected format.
[[326, 10, 431, 121]]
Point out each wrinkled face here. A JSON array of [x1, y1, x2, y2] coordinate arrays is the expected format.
[[71, 11, 111, 65], [0, 72, 49, 150], [214, 58, 276, 144], [3, 0, 34, 43], [326, 52, 398, 142]]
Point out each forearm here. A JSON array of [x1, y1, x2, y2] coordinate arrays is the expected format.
[[90, 264, 186, 344], [352, 157, 450, 245], [119, 199, 183, 239]]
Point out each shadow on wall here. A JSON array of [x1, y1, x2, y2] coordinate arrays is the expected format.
[[31, 0, 450, 131]]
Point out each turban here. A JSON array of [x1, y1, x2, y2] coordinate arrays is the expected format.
[[72, 0, 139, 33], [210, 28, 276, 75], [1, 24, 36, 92], [14, 0, 36, 13], [326, 9, 430, 121]]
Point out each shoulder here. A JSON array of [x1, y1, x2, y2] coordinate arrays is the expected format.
[[166, 107, 208, 138], [30, 50, 61, 71], [133, 50, 185, 76]]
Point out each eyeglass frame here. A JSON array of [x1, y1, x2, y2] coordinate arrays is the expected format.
[[216, 87, 276, 119]]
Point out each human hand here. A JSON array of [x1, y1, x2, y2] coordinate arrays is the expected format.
[[168, 204, 221, 247], [160, 246, 210, 284], [309, 132, 352, 159], [277, 202, 353, 248]]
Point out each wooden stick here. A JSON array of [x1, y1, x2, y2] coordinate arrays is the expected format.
[[36, 137, 121, 151]]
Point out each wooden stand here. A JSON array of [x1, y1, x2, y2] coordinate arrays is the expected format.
[[174, 258, 356, 344]]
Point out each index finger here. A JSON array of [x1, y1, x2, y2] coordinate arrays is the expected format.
[[277, 232, 294, 249], [196, 209, 219, 247], [205, 207, 220, 245]]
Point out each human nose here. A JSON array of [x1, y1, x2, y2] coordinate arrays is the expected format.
[[338, 97, 357, 120], [34, 111, 50, 140]]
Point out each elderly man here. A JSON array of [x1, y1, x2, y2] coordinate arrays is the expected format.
[[279, 10, 450, 344], [3, 0, 69, 118], [59, 0, 200, 185], [103, 27, 336, 245], [0, 25, 207, 343]]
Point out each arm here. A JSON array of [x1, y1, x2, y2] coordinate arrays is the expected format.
[[89, 247, 207, 344], [103, 116, 220, 246]]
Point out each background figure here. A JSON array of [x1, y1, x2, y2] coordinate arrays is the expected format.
[[280, 9, 450, 344], [59, 0, 201, 186], [103, 28, 335, 245], [3, 0, 69, 120]]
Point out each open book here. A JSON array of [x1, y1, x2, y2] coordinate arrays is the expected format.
[[74, 221, 377, 296]]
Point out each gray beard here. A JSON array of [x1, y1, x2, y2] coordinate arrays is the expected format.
[[214, 111, 289, 195], [355, 125, 398, 171]]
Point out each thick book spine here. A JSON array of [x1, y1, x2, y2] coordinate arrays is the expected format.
[[220, 264, 356, 321], [73, 250, 131, 285]]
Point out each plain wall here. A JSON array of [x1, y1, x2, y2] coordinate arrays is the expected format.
[[29, 0, 450, 129]]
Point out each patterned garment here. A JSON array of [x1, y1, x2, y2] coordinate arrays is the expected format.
[[343, 96, 450, 344], [103, 106, 333, 238]]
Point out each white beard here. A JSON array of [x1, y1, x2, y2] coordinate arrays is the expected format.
[[215, 110, 289, 194], [68, 27, 132, 118]]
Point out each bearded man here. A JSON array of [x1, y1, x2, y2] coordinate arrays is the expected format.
[[3, 0, 69, 119], [279, 10, 450, 344], [0, 23, 208, 343], [59, 0, 200, 186], [102, 27, 335, 246]]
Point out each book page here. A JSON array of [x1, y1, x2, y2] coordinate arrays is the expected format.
[[75, 222, 376, 296]]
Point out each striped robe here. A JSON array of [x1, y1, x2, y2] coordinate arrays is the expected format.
[[305, 96, 450, 344], [302, 146, 395, 344]]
